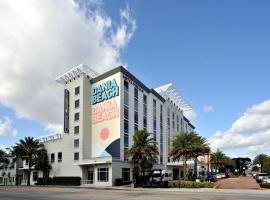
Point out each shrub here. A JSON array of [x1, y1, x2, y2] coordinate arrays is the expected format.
[[37, 177, 53, 185], [53, 176, 81, 186], [260, 183, 270, 189], [168, 180, 215, 188]]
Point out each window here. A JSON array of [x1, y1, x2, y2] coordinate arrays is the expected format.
[[75, 86, 80, 95], [143, 94, 147, 130], [124, 134, 129, 147], [181, 118, 183, 132], [75, 99, 80, 108], [124, 106, 129, 119], [160, 105, 163, 164], [177, 115, 179, 132], [74, 139, 79, 148], [134, 123, 138, 132], [167, 108, 170, 162], [33, 172, 38, 181], [124, 80, 129, 161], [74, 112, 79, 121], [97, 168, 109, 182], [124, 119, 129, 133], [172, 112, 175, 131], [153, 99, 157, 141], [124, 80, 129, 106], [134, 87, 138, 133], [134, 87, 138, 98], [74, 126, 79, 134], [58, 152, 62, 163], [122, 168, 130, 182], [74, 152, 79, 161], [124, 147, 129, 161], [51, 153, 55, 163]]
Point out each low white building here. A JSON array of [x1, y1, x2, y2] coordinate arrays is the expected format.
[[18, 65, 209, 186], [0, 157, 23, 186]]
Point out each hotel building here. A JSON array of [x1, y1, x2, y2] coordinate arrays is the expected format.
[[1, 64, 209, 186]]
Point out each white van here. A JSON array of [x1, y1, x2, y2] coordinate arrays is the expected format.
[[151, 170, 173, 184]]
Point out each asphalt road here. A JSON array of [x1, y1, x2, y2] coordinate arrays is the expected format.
[[0, 186, 270, 200]]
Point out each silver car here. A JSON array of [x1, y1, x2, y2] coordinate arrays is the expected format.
[[262, 176, 270, 183]]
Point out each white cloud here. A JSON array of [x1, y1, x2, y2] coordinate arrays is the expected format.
[[209, 99, 270, 157], [0, 117, 17, 137], [203, 105, 213, 113], [0, 0, 136, 133]]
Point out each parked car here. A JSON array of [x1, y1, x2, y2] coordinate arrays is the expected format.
[[219, 173, 226, 178], [261, 176, 270, 183], [255, 173, 268, 183], [214, 173, 224, 179], [205, 174, 217, 182], [150, 169, 173, 187]]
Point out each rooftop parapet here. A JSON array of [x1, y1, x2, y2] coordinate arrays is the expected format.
[[55, 64, 99, 84], [155, 83, 192, 112], [37, 133, 63, 144]]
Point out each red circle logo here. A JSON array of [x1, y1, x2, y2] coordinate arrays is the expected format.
[[100, 128, 109, 140]]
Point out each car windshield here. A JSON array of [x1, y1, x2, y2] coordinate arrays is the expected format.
[[258, 173, 268, 176]]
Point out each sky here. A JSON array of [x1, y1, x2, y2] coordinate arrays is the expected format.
[[0, 0, 270, 158]]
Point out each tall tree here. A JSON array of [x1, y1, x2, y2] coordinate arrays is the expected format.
[[128, 130, 159, 179], [0, 149, 9, 164], [233, 157, 251, 174], [253, 154, 268, 172], [263, 157, 270, 174], [10, 137, 44, 186], [170, 131, 208, 180], [34, 147, 51, 184], [210, 149, 227, 172], [192, 135, 210, 178]]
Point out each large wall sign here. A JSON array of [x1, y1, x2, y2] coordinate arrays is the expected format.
[[92, 79, 119, 105], [91, 74, 121, 159]]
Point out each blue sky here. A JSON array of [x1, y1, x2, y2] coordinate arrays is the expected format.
[[0, 0, 270, 158]]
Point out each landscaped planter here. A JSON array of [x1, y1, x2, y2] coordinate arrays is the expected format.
[[168, 180, 215, 188]]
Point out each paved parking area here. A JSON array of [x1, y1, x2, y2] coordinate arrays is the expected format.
[[216, 177, 260, 189]]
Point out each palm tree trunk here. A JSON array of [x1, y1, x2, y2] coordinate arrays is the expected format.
[[27, 156, 32, 186], [194, 157, 198, 178], [183, 156, 187, 180]]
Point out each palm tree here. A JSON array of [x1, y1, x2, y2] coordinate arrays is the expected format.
[[11, 137, 44, 186], [192, 135, 210, 178], [0, 149, 9, 164], [128, 130, 159, 179], [34, 147, 51, 185], [210, 149, 227, 173], [253, 154, 268, 172], [170, 131, 207, 180]]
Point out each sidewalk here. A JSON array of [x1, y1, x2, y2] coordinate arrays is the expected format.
[[1, 185, 270, 195]]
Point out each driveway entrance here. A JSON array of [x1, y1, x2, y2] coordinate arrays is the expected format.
[[216, 177, 260, 189]]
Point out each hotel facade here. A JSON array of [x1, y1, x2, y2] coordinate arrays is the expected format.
[[1, 65, 209, 186]]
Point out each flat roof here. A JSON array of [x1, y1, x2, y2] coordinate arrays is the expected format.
[[91, 66, 165, 102]]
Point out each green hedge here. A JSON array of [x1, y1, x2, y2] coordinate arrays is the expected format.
[[37, 177, 53, 185], [169, 180, 215, 188], [260, 183, 270, 189], [52, 176, 81, 186]]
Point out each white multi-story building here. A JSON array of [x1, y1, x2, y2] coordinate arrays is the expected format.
[[18, 64, 209, 186]]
